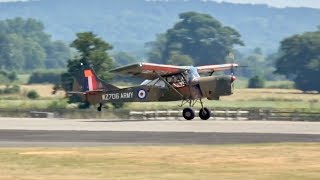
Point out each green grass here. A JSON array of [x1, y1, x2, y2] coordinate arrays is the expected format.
[[126, 100, 320, 111], [235, 79, 295, 89], [233, 77, 248, 88], [0, 88, 318, 111], [0, 99, 68, 110], [126, 88, 320, 111], [0, 143, 320, 180], [265, 80, 295, 89]]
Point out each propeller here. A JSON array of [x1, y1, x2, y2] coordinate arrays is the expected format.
[[228, 52, 237, 82], [228, 53, 249, 82]]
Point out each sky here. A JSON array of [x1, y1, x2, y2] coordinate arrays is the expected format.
[[213, 0, 320, 9], [0, 0, 28, 1], [0, 0, 320, 9]]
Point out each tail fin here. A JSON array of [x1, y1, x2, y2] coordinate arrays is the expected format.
[[73, 67, 119, 93], [83, 69, 99, 91]]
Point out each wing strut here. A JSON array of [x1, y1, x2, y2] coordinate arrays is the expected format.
[[154, 72, 184, 99]]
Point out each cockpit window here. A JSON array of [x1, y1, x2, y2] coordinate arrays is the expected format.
[[140, 78, 165, 88], [166, 75, 183, 87], [140, 66, 199, 88], [188, 66, 200, 82]]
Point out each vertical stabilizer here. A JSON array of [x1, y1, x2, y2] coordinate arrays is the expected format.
[[83, 69, 98, 91], [73, 67, 119, 92]]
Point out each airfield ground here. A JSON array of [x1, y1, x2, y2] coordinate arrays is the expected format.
[[0, 144, 320, 179], [0, 118, 320, 179], [0, 85, 319, 179]]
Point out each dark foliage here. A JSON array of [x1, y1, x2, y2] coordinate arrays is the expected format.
[[248, 75, 265, 88], [0, 17, 70, 71], [275, 29, 320, 92], [28, 71, 62, 84], [146, 12, 243, 66], [27, 90, 40, 99]]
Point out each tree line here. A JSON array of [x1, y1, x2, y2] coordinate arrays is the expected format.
[[0, 14, 319, 92], [0, 17, 70, 71], [275, 28, 320, 91], [1, 0, 319, 52]]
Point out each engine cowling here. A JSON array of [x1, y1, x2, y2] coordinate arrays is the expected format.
[[197, 75, 234, 100]]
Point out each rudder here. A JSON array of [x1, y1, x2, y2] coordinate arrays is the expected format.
[[79, 67, 119, 92]]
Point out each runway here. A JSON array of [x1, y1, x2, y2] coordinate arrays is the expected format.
[[0, 118, 320, 146]]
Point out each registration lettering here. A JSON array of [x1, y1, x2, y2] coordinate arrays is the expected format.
[[103, 92, 133, 100]]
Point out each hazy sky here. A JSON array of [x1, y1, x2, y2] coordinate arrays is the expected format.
[[0, 0, 320, 9], [213, 0, 320, 9], [0, 0, 27, 1]]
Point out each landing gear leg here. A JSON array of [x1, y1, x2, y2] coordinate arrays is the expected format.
[[97, 103, 102, 112], [199, 99, 211, 120]]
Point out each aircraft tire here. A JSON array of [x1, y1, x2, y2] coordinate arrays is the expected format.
[[97, 103, 102, 112], [183, 108, 195, 120], [97, 107, 102, 112], [199, 107, 211, 120]]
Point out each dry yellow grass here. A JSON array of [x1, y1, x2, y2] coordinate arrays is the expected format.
[[222, 88, 320, 102], [20, 84, 65, 97], [0, 143, 320, 179], [0, 84, 63, 98]]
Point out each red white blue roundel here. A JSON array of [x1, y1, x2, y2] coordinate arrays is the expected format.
[[138, 89, 147, 99]]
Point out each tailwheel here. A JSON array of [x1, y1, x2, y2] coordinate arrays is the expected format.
[[182, 108, 195, 120], [97, 103, 102, 112], [199, 107, 211, 120]]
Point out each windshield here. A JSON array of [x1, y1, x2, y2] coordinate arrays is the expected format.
[[188, 66, 200, 82]]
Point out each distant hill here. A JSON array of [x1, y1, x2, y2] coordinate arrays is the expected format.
[[0, 0, 319, 53]]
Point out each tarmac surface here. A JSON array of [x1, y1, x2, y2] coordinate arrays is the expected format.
[[0, 117, 320, 146]]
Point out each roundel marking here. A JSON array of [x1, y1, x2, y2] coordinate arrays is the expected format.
[[138, 89, 147, 99]]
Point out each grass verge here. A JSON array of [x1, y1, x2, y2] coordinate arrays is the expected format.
[[0, 143, 320, 179]]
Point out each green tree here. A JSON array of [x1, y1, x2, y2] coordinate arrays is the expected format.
[[61, 32, 115, 106], [68, 32, 114, 80], [147, 12, 244, 66], [27, 90, 40, 99], [23, 38, 46, 69], [0, 18, 70, 71], [145, 34, 167, 64], [0, 70, 17, 84], [113, 52, 138, 66], [44, 41, 71, 69], [167, 52, 194, 66], [275, 29, 320, 91], [248, 75, 265, 88]]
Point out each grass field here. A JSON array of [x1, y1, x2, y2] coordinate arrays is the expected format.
[[0, 143, 319, 179], [0, 84, 319, 111], [127, 88, 320, 111]]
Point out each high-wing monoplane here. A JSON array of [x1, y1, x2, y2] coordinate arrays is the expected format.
[[69, 62, 238, 120]]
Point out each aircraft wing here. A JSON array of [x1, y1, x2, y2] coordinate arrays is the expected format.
[[110, 63, 187, 79], [196, 63, 238, 73]]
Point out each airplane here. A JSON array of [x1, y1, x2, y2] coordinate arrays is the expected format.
[[69, 62, 238, 120]]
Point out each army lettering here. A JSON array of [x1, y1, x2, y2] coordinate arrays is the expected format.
[[102, 92, 133, 100]]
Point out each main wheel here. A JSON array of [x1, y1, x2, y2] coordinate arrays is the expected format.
[[182, 108, 195, 120], [199, 107, 211, 120], [97, 106, 102, 112]]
